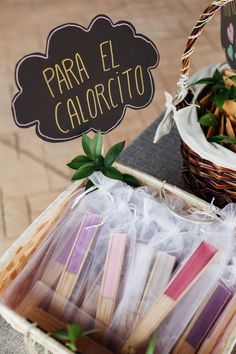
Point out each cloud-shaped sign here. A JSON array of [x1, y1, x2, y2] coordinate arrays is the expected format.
[[12, 15, 159, 142], [221, 7, 236, 70]]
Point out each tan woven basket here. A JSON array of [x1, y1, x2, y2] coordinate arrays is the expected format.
[[176, 0, 236, 207], [0, 163, 236, 353]]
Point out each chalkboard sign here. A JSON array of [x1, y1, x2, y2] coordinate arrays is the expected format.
[[12, 15, 159, 142], [221, 1, 236, 70]]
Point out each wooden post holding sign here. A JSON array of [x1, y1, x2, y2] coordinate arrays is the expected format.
[[221, 1, 236, 70], [12, 15, 159, 142]]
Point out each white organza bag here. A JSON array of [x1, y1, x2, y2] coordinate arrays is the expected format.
[[2, 171, 236, 353]]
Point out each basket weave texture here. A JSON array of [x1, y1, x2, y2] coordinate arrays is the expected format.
[[177, 0, 236, 207], [181, 141, 236, 206]]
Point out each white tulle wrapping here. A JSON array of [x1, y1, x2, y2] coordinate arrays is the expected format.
[[108, 243, 155, 339], [156, 267, 219, 354], [154, 203, 236, 352], [1, 187, 85, 310], [1, 172, 236, 353]]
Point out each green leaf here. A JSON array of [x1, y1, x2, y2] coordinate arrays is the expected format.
[[213, 69, 222, 81], [91, 131, 103, 158], [97, 155, 105, 169], [230, 85, 236, 99], [211, 83, 226, 93], [85, 179, 95, 190], [208, 135, 236, 144], [67, 324, 83, 351], [127, 347, 135, 354], [72, 162, 97, 181], [230, 75, 236, 83], [66, 342, 77, 352], [192, 77, 218, 86], [102, 166, 124, 181], [67, 155, 91, 170], [145, 334, 157, 354], [52, 330, 70, 341], [199, 113, 219, 127], [214, 89, 230, 108], [104, 141, 125, 167], [123, 173, 140, 187], [82, 134, 94, 160]]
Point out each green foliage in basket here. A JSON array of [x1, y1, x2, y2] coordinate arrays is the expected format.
[[208, 135, 236, 144], [53, 324, 157, 354], [193, 69, 236, 110], [52, 324, 98, 352], [145, 334, 157, 354], [192, 69, 236, 149], [198, 112, 219, 127], [127, 334, 157, 354], [67, 131, 140, 190]]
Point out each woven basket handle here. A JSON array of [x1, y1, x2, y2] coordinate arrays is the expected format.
[[180, 0, 232, 77]]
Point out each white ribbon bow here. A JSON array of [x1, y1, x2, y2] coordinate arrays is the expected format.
[[153, 92, 176, 143]]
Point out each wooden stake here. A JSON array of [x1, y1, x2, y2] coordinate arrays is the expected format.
[[199, 93, 212, 108], [223, 100, 236, 118], [219, 114, 225, 142], [226, 116, 236, 152], [206, 108, 220, 139]]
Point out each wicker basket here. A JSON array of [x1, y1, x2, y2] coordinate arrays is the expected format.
[[0, 163, 235, 353], [176, 0, 236, 207]]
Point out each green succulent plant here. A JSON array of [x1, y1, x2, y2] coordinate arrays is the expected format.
[[67, 131, 140, 190]]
